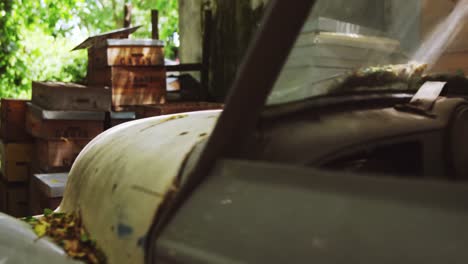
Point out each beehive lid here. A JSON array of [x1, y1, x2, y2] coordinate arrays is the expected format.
[[72, 26, 141, 50], [106, 39, 165, 47], [110, 111, 136, 120], [34, 173, 69, 198], [27, 102, 105, 121]]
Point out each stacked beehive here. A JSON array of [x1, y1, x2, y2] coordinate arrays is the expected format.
[[73, 26, 167, 126], [26, 82, 110, 215], [0, 99, 33, 217]]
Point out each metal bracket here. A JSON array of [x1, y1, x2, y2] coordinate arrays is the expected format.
[[395, 81, 446, 118]]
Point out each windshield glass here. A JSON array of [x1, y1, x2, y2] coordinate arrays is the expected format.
[[267, 0, 468, 105]]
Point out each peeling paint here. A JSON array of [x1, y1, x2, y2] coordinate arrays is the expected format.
[[139, 114, 189, 133], [117, 223, 133, 238], [131, 185, 165, 198]]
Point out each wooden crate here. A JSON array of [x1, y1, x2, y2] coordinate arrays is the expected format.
[[0, 180, 28, 217], [109, 111, 136, 128], [0, 141, 33, 182], [25, 103, 104, 139], [30, 172, 67, 215], [88, 66, 167, 108], [88, 39, 165, 69], [86, 39, 167, 108], [35, 138, 90, 172], [0, 99, 33, 142], [136, 102, 224, 118], [32, 82, 111, 111]]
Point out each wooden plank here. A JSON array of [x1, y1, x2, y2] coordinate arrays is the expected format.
[[89, 46, 165, 68], [0, 99, 33, 142], [111, 66, 167, 107], [35, 138, 90, 172], [152, 9, 159, 39], [32, 82, 112, 111], [107, 46, 165, 66], [0, 141, 33, 182], [72, 26, 141, 51], [25, 107, 104, 139], [201, 9, 213, 100], [124, 3, 132, 28]]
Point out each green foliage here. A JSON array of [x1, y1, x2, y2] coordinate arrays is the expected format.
[[0, 0, 179, 99], [75, 0, 179, 57]]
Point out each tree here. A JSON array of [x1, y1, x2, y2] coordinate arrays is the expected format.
[[0, 0, 179, 98]]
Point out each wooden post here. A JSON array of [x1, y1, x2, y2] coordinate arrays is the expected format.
[[124, 3, 132, 28], [201, 9, 213, 100], [152, 9, 159, 39]]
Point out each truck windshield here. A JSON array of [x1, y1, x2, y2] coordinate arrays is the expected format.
[[267, 0, 468, 105]]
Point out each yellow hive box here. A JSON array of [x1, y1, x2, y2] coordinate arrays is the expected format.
[[0, 141, 33, 182]]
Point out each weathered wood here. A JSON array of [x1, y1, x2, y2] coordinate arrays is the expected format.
[[124, 3, 132, 28], [35, 138, 90, 172], [0, 141, 33, 182], [25, 106, 104, 139], [0, 181, 28, 217], [201, 9, 213, 100], [89, 66, 167, 108], [90, 45, 165, 68], [29, 172, 67, 214], [152, 9, 159, 39], [32, 82, 112, 111], [72, 26, 141, 51], [136, 102, 224, 118], [0, 99, 33, 142]]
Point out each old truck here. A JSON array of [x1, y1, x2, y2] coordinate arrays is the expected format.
[[3, 0, 468, 263]]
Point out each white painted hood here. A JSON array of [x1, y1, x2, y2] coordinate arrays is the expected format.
[[60, 110, 222, 264]]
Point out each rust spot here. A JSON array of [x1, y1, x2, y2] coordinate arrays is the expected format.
[[139, 114, 189, 132]]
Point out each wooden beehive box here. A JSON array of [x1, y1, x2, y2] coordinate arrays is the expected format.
[[88, 39, 165, 68], [25, 103, 104, 139], [0, 141, 33, 182], [0, 99, 33, 142], [74, 27, 167, 109], [35, 138, 90, 172], [89, 65, 166, 107], [31, 82, 111, 111], [30, 172, 67, 214], [109, 110, 136, 127], [0, 180, 28, 217]]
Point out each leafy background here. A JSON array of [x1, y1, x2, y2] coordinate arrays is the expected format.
[[0, 0, 178, 98]]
